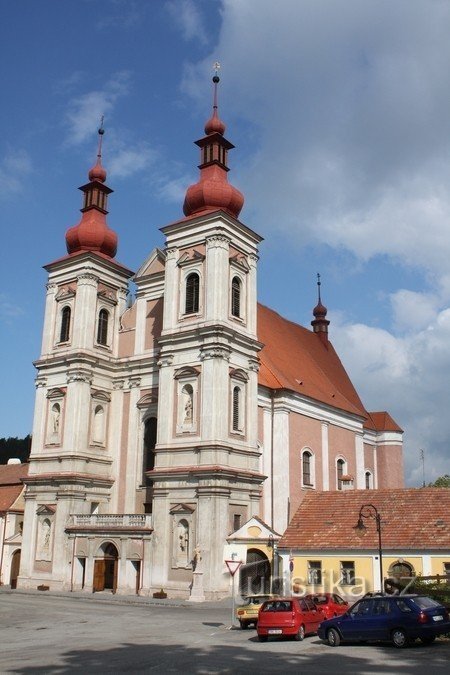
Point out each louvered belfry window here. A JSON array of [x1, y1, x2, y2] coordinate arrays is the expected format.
[[185, 273, 199, 314], [60, 306, 71, 342], [231, 276, 241, 317], [97, 308, 109, 345], [232, 386, 240, 431]]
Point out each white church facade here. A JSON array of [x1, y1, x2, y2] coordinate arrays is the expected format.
[[18, 76, 403, 599]]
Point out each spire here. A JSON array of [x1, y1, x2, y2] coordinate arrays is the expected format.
[[183, 64, 244, 219], [311, 273, 330, 345], [65, 120, 118, 258]]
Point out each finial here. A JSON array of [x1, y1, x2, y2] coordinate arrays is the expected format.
[[97, 115, 105, 160], [213, 61, 221, 84], [88, 115, 107, 184], [317, 272, 322, 304]]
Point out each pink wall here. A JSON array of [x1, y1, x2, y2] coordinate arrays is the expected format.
[[328, 425, 356, 489], [376, 444, 404, 488], [289, 412, 323, 520]]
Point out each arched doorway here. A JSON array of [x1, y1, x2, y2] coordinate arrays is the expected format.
[[93, 542, 119, 593], [10, 549, 21, 589], [388, 560, 415, 580], [239, 548, 271, 597]]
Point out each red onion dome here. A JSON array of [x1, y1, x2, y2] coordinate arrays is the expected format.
[[183, 165, 244, 219], [65, 210, 117, 258]]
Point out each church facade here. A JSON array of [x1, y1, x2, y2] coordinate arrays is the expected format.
[[18, 77, 403, 599]]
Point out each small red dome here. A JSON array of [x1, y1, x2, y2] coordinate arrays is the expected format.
[[88, 159, 107, 183], [65, 209, 117, 258], [205, 109, 226, 136], [313, 301, 328, 319]]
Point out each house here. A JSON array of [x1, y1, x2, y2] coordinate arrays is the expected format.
[[277, 488, 450, 598], [0, 461, 28, 588], [18, 75, 403, 599]]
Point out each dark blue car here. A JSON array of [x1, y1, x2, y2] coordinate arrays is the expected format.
[[317, 594, 450, 648]]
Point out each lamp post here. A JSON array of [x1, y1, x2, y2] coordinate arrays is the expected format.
[[354, 504, 383, 593], [268, 534, 276, 594]]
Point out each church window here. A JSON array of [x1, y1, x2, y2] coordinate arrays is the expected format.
[[232, 386, 241, 431], [233, 514, 242, 532], [302, 450, 313, 486], [185, 273, 199, 314], [97, 308, 109, 345], [59, 306, 71, 342], [143, 417, 157, 484], [337, 458, 345, 490], [231, 276, 241, 317], [365, 470, 373, 489]]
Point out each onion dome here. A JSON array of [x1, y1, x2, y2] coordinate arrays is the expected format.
[[65, 122, 118, 258], [311, 273, 330, 344], [183, 70, 244, 219]]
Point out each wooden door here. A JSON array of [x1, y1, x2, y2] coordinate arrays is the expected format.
[[93, 560, 106, 592], [10, 550, 21, 589]]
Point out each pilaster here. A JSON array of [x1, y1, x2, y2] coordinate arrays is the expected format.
[[205, 235, 230, 322], [73, 272, 99, 349]]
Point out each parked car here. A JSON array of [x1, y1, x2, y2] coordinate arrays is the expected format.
[[236, 595, 273, 629], [305, 593, 349, 619], [317, 594, 450, 648], [257, 597, 324, 641]]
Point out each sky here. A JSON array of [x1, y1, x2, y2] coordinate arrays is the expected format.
[[1, 0, 449, 486]]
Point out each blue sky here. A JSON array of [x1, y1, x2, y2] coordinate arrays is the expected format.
[[1, 0, 449, 485]]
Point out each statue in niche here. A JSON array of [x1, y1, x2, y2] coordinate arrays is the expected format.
[[182, 385, 193, 424], [51, 403, 60, 434]]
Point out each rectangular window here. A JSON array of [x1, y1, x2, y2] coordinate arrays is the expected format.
[[444, 562, 450, 583], [233, 514, 241, 532], [307, 560, 322, 585], [340, 561, 355, 585]]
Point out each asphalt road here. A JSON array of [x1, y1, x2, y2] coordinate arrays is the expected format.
[[0, 591, 449, 674]]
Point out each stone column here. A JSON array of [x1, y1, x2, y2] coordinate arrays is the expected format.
[[73, 272, 99, 350], [162, 248, 179, 331], [247, 254, 258, 336], [205, 235, 230, 322], [40, 282, 57, 355]]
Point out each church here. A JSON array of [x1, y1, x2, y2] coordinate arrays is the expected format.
[[17, 75, 404, 599]]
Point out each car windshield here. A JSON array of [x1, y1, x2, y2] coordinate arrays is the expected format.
[[410, 596, 442, 609], [262, 600, 292, 612], [242, 596, 269, 605]]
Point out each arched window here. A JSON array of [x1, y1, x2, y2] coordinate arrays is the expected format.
[[232, 386, 241, 431], [302, 450, 312, 486], [143, 417, 157, 482], [185, 273, 199, 314], [231, 276, 241, 317], [389, 561, 415, 579], [97, 309, 109, 345], [92, 405, 105, 444], [337, 458, 345, 490], [365, 471, 372, 489], [60, 306, 71, 342]]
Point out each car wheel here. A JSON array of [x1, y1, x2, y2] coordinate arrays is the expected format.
[[391, 628, 409, 648], [294, 624, 305, 641], [420, 635, 436, 645], [327, 628, 341, 647], [239, 621, 248, 630], [258, 635, 268, 642]]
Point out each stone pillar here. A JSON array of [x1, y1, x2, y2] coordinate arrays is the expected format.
[[199, 346, 230, 442], [272, 405, 290, 533], [40, 282, 57, 355], [247, 254, 258, 336], [205, 235, 230, 322], [73, 272, 99, 350], [321, 422, 329, 491], [124, 377, 142, 513], [162, 248, 179, 331], [64, 368, 93, 453]]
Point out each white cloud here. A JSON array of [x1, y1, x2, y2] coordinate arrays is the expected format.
[[65, 71, 131, 145], [0, 294, 24, 322], [181, 0, 450, 487], [108, 144, 157, 179], [166, 0, 208, 45], [0, 149, 32, 199]]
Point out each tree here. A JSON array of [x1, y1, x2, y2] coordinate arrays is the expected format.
[[428, 474, 450, 488], [0, 436, 32, 464]]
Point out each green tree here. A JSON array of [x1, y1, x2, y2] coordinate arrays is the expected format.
[[0, 435, 31, 464], [428, 474, 450, 487]]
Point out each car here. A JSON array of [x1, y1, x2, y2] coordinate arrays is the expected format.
[[305, 592, 349, 619], [257, 597, 324, 641], [317, 594, 450, 648], [236, 595, 273, 629]]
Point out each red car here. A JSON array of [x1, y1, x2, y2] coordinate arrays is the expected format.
[[257, 597, 324, 641], [305, 593, 349, 619]]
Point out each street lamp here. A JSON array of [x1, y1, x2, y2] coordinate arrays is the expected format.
[[354, 504, 384, 593], [268, 534, 276, 593]]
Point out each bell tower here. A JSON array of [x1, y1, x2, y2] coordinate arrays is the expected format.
[[149, 70, 265, 598]]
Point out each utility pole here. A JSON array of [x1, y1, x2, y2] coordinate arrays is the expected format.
[[420, 449, 425, 487]]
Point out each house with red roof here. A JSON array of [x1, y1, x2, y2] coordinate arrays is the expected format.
[[277, 488, 450, 597], [0, 461, 28, 588], [19, 75, 403, 600]]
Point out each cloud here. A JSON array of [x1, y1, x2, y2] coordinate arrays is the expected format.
[[166, 0, 208, 45], [332, 306, 450, 485], [108, 143, 157, 179], [64, 71, 131, 145], [0, 149, 32, 199], [179, 0, 450, 487], [0, 294, 24, 323]]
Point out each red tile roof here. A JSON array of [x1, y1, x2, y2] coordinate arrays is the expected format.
[[364, 411, 403, 433], [0, 463, 28, 486], [279, 489, 450, 551], [257, 304, 367, 418]]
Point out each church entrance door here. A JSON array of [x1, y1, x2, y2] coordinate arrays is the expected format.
[[239, 549, 271, 596], [93, 543, 119, 593]]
